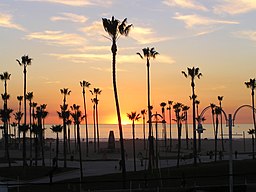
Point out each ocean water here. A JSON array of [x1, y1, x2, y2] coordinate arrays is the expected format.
[[38, 123, 254, 141]]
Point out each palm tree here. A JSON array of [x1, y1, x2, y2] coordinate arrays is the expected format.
[[167, 100, 173, 151], [18, 123, 29, 166], [210, 103, 217, 160], [248, 129, 255, 159], [80, 80, 91, 157], [218, 96, 225, 152], [141, 109, 147, 149], [50, 125, 63, 167], [195, 100, 201, 152], [102, 17, 132, 183], [214, 106, 222, 162], [26, 92, 34, 166], [17, 96, 23, 147], [137, 47, 159, 170], [173, 102, 185, 167], [160, 102, 167, 148], [182, 105, 190, 150], [70, 104, 84, 180], [60, 88, 71, 168], [66, 119, 72, 153], [127, 112, 141, 172], [90, 88, 102, 152], [245, 79, 256, 142], [0, 72, 11, 166], [182, 67, 202, 165], [17, 55, 32, 166]]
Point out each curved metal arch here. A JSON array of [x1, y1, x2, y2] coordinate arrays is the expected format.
[[233, 104, 256, 125], [198, 105, 228, 125]]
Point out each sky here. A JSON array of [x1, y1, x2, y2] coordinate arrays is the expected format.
[[0, 0, 256, 125]]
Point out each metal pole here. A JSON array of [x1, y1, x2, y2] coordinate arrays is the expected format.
[[228, 114, 233, 192]]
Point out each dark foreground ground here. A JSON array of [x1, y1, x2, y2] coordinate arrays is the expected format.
[[1, 159, 256, 192]]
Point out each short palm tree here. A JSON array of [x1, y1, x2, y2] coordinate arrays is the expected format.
[[50, 125, 63, 167], [127, 112, 141, 172], [137, 47, 159, 170], [245, 79, 256, 140], [173, 102, 185, 167], [102, 16, 132, 184], [70, 104, 84, 180], [248, 129, 255, 159], [167, 100, 173, 151], [182, 105, 190, 150], [90, 88, 102, 152], [141, 109, 147, 149], [60, 88, 71, 168], [182, 67, 202, 165], [26, 91, 34, 166], [80, 80, 91, 157], [160, 102, 167, 148], [214, 106, 222, 162], [218, 96, 225, 152]]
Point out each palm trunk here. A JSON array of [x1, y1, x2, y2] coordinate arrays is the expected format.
[[56, 133, 59, 167], [96, 101, 100, 152], [177, 122, 182, 168], [215, 115, 219, 162], [252, 90, 256, 156], [252, 134, 255, 159], [112, 41, 126, 187], [147, 58, 154, 170], [29, 102, 33, 166], [132, 121, 136, 172], [93, 105, 96, 153], [63, 99, 67, 168], [191, 80, 197, 165], [220, 102, 225, 152], [77, 123, 83, 180], [23, 66, 27, 166], [68, 125, 71, 153], [143, 115, 146, 150], [169, 108, 172, 151], [185, 112, 189, 150], [82, 89, 89, 157]]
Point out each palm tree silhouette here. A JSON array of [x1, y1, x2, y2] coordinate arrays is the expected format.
[[16, 95, 23, 145], [60, 88, 71, 168], [127, 111, 141, 172], [182, 67, 202, 165], [218, 96, 225, 152], [50, 125, 62, 167], [214, 106, 221, 162], [70, 104, 84, 180], [137, 47, 159, 170], [160, 102, 167, 148], [167, 100, 173, 151], [0, 72, 11, 166], [26, 91, 34, 166], [91, 97, 97, 152], [80, 80, 91, 157], [173, 102, 185, 167], [182, 105, 190, 150], [141, 109, 147, 149], [16, 55, 32, 166], [102, 16, 132, 183], [248, 129, 255, 159], [90, 88, 102, 152], [245, 79, 256, 141]]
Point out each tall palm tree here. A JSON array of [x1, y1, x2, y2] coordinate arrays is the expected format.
[[80, 80, 91, 157], [127, 112, 141, 172], [141, 109, 147, 150], [245, 79, 256, 140], [248, 129, 255, 159], [50, 125, 63, 167], [90, 88, 102, 152], [173, 102, 185, 167], [167, 100, 173, 151], [17, 55, 32, 166], [70, 104, 84, 180], [182, 67, 202, 165], [60, 88, 71, 168], [26, 92, 34, 166], [195, 100, 201, 152], [214, 106, 222, 162], [137, 47, 159, 170], [182, 105, 190, 150], [102, 17, 132, 183], [160, 102, 167, 148], [210, 103, 216, 160], [218, 96, 225, 152]]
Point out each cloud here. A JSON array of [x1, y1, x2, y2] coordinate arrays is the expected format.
[[173, 13, 239, 28], [24, 0, 112, 7], [51, 13, 88, 23], [26, 30, 86, 46], [234, 30, 256, 42], [163, 0, 208, 11], [213, 0, 256, 15], [0, 13, 25, 31], [131, 26, 172, 44]]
